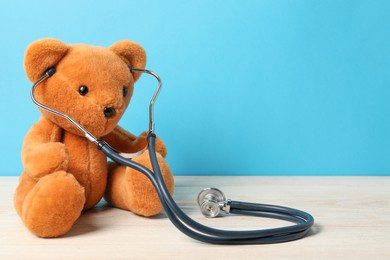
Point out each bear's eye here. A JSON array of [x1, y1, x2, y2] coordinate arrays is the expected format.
[[123, 86, 129, 97], [78, 85, 89, 96]]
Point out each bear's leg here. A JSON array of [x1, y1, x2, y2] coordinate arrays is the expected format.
[[14, 171, 85, 237], [104, 163, 128, 210], [105, 151, 174, 217]]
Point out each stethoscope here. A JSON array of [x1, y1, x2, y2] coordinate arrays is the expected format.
[[31, 66, 314, 244]]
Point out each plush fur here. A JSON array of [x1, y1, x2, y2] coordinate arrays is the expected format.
[[14, 38, 174, 238]]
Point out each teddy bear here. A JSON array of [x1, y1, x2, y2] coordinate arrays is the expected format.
[[14, 38, 175, 238]]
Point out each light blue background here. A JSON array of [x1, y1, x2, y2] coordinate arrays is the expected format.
[[1, 0, 389, 176]]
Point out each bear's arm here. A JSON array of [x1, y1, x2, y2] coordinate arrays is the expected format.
[[21, 117, 68, 179], [102, 126, 167, 157]]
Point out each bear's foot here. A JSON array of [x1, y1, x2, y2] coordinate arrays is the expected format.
[[105, 151, 174, 217], [20, 171, 85, 237]]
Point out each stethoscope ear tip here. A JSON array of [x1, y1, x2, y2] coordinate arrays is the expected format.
[[45, 67, 57, 77]]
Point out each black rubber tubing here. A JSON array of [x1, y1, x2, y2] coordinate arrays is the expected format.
[[97, 133, 314, 244]]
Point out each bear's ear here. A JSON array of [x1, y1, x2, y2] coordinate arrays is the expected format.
[[24, 38, 68, 82], [109, 40, 146, 82]]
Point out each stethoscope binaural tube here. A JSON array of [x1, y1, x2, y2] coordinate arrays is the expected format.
[[31, 66, 314, 244]]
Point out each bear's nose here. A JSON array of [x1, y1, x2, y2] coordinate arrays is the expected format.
[[103, 107, 116, 118]]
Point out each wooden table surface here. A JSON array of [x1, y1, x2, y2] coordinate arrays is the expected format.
[[1, 176, 389, 259]]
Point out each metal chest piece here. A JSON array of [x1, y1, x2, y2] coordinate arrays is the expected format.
[[197, 188, 231, 218]]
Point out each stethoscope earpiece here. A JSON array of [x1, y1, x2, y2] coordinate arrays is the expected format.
[[197, 188, 231, 218]]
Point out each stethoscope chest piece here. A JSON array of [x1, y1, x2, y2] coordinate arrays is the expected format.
[[197, 188, 231, 218]]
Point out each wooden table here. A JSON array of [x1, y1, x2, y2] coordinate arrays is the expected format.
[[1, 176, 389, 259]]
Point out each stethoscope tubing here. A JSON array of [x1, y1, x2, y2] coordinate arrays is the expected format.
[[98, 133, 314, 244], [148, 134, 314, 244]]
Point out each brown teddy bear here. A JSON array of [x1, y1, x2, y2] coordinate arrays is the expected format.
[[14, 38, 175, 238]]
